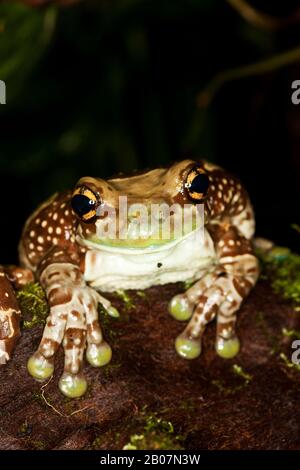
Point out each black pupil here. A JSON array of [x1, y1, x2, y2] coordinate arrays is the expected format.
[[71, 194, 95, 217], [189, 173, 209, 197]]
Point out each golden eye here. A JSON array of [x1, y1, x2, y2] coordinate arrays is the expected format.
[[71, 186, 100, 223], [185, 166, 210, 202]]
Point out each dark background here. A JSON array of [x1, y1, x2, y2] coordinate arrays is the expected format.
[[1, 0, 300, 264]]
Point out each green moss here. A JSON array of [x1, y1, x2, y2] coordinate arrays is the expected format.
[[122, 408, 184, 450], [88, 409, 184, 450], [257, 247, 300, 308], [16, 282, 49, 328], [232, 364, 252, 383], [254, 311, 280, 354], [136, 290, 146, 298], [116, 289, 135, 310], [212, 364, 253, 395], [279, 352, 300, 372], [98, 304, 121, 341], [282, 328, 300, 340]]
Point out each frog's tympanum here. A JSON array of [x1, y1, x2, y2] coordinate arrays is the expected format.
[[0, 160, 259, 398]]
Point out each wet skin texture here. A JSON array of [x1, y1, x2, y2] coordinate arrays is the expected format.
[[0, 160, 259, 398]]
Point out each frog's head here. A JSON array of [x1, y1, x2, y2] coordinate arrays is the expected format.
[[71, 159, 210, 250]]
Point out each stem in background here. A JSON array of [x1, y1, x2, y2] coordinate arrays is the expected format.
[[197, 45, 300, 108], [227, 0, 300, 31]]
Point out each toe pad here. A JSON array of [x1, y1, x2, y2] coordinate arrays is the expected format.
[[27, 353, 54, 381], [59, 372, 87, 398], [216, 336, 240, 359], [175, 335, 201, 359]]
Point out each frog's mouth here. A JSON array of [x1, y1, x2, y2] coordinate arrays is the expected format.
[[78, 203, 204, 251]]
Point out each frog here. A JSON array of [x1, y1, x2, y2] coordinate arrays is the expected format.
[[0, 159, 259, 398]]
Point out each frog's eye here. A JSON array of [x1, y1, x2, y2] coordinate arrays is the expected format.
[[185, 166, 210, 202], [71, 186, 100, 223]]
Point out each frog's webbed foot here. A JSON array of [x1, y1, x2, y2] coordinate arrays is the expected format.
[[169, 229, 259, 360], [0, 266, 33, 364], [27, 263, 116, 398]]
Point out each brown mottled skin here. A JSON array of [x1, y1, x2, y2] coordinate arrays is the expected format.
[[0, 160, 259, 397]]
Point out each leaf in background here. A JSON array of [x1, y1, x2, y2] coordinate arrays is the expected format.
[[0, 3, 56, 101]]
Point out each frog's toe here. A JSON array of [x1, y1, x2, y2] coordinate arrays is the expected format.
[[216, 336, 240, 359], [27, 352, 54, 381], [58, 372, 87, 398], [106, 306, 120, 318], [86, 341, 112, 367], [175, 334, 201, 359], [169, 295, 193, 321]]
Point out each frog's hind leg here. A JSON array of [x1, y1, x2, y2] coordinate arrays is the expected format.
[[0, 266, 34, 364]]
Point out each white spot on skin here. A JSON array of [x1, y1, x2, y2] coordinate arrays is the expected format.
[[219, 240, 225, 247], [211, 185, 215, 191], [217, 191, 222, 199], [53, 213, 58, 221], [37, 245, 43, 252], [64, 210, 69, 216], [218, 184, 223, 190], [222, 178, 228, 185], [37, 236, 44, 244], [56, 227, 62, 235], [35, 218, 40, 225], [60, 218, 65, 224], [238, 204, 244, 212], [47, 236, 51, 241], [228, 240, 235, 246], [41, 220, 47, 228], [48, 226, 53, 234], [29, 230, 35, 238], [60, 203, 66, 209], [5, 292, 9, 298], [53, 238, 58, 245]]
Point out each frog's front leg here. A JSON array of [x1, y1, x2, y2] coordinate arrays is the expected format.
[[27, 248, 114, 398], [170, 224, 259, 360]]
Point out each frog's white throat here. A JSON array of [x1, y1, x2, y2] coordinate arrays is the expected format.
[[81, 227, 217, 293]]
